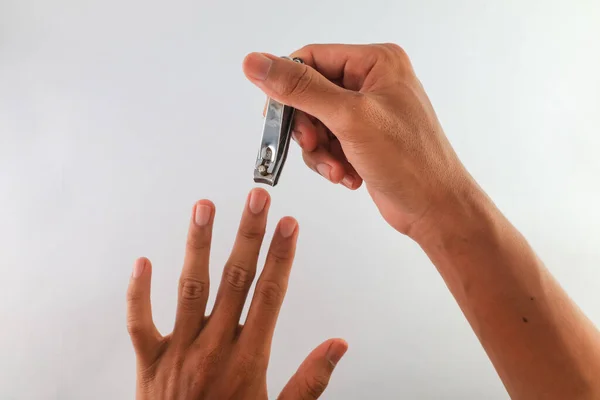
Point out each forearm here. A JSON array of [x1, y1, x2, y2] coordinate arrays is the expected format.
[[248, 41, 600, 397], [413, 184, 600, 399]]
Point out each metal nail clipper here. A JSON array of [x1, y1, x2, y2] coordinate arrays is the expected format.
[[253, 56, 303, 186]]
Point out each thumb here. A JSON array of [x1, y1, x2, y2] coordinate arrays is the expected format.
[[126, 257, 163, 367], [277, 338, 348, 400], [243, 52, 355, 131]]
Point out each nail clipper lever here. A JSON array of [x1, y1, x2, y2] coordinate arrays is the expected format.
[[253, 56, 303, 186]]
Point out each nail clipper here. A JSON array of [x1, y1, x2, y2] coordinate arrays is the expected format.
[[253, 56, 303, 186]]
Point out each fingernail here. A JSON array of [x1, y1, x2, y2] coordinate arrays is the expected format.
[[292, 130, 303, 147], [316, 164, 332, 180], [249, 189, 268, 214], [245, 53, 273, 81], [326, 340, 348, 367], [341, 175, 354, 189], [279, 218, 297, 238], [195, 204, 212, 226], [132, 258, 146, 279]]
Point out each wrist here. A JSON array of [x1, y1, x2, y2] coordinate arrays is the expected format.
[[407, 177, 498, 251]]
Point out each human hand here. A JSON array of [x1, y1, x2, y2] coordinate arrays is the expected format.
[[243, 44, 480, 237], [126, 189, 347, 399]]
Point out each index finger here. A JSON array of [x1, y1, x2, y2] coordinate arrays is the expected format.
[[291, 43, 381, 91]]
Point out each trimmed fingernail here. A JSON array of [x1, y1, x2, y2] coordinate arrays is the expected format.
[[292, 130, 303, 146], [245, 53, 273, 81], [316, 164, 332, 180], [249, 189, 268, 214], [195, 204, 212, 226], [341, 175, 354, 189], [132, 258, 146, 279], [279, 218, 297, 238], [326, 340, 348, 367]]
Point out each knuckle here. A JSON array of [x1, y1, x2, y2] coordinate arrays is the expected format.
[[381, 42, 407, 57], [126, 289, 146, 313], [256, 280, 285, 308], [126, 287, 140, 304], [292, 44, 318, 62], [369, 43, 391, 58], [186, 231, 210, 253], [224, 263, 255, 292], [269, 246, 292, 265], [237, 225, 265, 242], [376, 43, 412, 70], [196, 345, 222, 373], [281, 65, 312, 98], [295, 44, 314, 56], [303, 373, 329, 399], [179, 277, 208, 304], [235, 352, 265, 379], [126, 316, 145, 338], [268, 238, 294, 265]]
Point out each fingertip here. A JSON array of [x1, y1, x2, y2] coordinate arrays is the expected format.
[[248, 187, 270, 215], [330, 164, 347, 184], [294, 128, 318, 152], [341, 174, 363, 190], [334, 337, 349, 351], [292, 112, 319, 152], [136, 256, 151, 266], [278, 216, 298, 239], [326, 338, 349, 367], [303, 149, 348, 185], [260, 52, 280, 61], [350, 178, 363, 190], [195, 199, 215, 209], [250, 186, 270, 198], [242, 52, 265, 67], [132, 257, 151, 279], [194, 199, 215, 227], [243, 52, 278, 81]]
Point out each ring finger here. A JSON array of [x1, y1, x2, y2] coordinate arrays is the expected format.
[[239, 217, 298, 355]]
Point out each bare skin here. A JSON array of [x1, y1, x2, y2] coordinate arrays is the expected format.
[[127, 189, 347, 399], [241, 43, 600, 399], [126, 43, 600, 399]]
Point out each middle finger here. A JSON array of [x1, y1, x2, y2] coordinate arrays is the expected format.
[[205, 188, 270, 339]]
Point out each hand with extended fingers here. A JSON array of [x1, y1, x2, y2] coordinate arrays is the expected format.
[[126, 188, 347, 399]]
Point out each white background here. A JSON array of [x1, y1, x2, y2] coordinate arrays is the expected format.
[[1, 1, 599, 399]]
